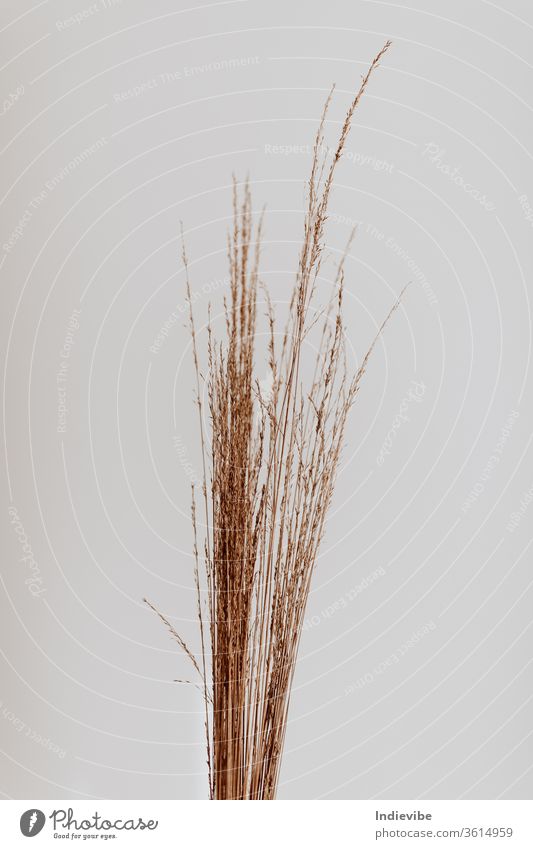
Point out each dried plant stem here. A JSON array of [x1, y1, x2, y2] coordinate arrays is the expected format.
[[146, 40, 403, 800]]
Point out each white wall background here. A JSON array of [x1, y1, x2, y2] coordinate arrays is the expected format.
[[1, 0, 532, 800]]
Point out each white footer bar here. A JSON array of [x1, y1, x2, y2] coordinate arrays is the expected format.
[[1, 799, 531, 848]]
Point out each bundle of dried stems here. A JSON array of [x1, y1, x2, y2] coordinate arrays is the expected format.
[[146, 40, 404, 799]]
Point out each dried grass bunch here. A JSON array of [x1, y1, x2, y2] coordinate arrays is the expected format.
[[146, 41, 403, 799]]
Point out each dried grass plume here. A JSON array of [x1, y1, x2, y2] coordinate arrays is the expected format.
[[145, 40, 405, 800]]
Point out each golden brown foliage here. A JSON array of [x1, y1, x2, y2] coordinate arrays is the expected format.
[[146, 40, 404, 799]]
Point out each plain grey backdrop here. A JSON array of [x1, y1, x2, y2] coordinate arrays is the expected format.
[[1, 0, 532, 800]]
